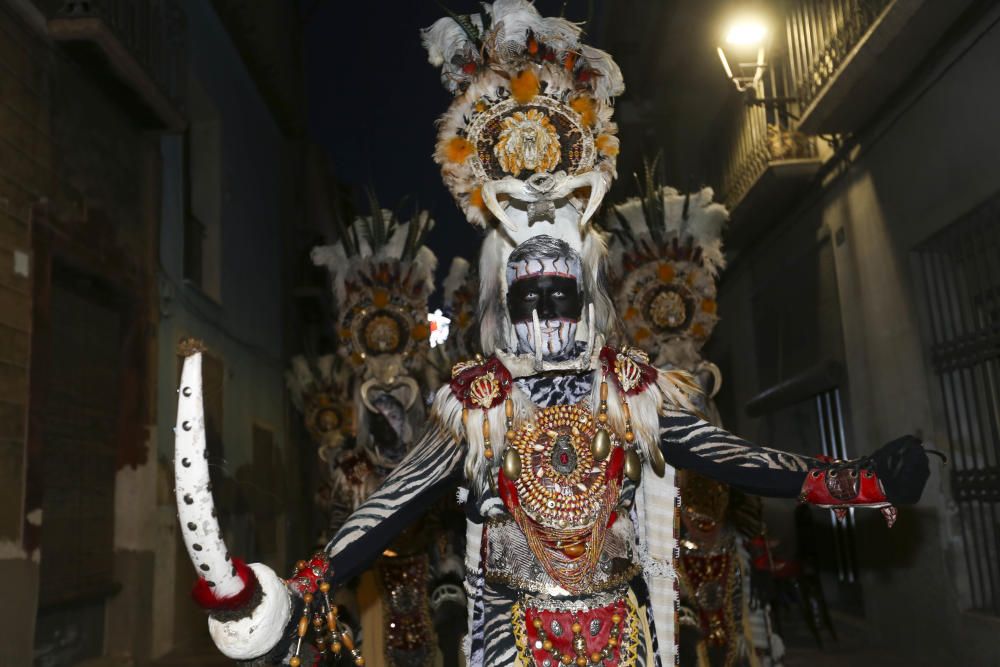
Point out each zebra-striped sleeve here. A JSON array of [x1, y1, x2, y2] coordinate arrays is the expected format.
[[325, 423, 464, 584], [659, 408, 817, 498]]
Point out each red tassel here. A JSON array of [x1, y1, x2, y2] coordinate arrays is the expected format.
[[498, 470, 520, 509], [607, 446, 625, 482], [191, 558, 258, 611]]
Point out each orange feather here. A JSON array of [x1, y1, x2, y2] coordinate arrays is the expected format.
[[510, 69, 540, 104]]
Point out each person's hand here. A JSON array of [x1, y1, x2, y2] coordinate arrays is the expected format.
[[870, 435, 935, 505], [799, 435, 943, 526]]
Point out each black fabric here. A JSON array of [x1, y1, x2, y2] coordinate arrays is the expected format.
[[870, 435, 931, 504], [507, 274, 582, 322]]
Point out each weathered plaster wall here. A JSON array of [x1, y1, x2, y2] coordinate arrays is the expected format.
[[153, 0, 302, 656]]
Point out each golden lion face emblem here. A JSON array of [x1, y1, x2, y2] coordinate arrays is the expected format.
[[494, 109, 561, 175]]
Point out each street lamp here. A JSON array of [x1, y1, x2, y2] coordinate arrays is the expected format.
[[717, 12, 769, 92]]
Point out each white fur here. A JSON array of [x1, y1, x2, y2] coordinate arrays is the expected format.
[[207, 563, 292, 660], [589, 362, 699, 468], [431, 379, 536, 495]]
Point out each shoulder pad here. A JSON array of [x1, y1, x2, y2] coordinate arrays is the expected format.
[[449, 355, 513, 409], [599, 346, 658, 396]]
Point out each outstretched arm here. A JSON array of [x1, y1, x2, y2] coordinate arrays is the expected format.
[[658, 408, 813, 498], [325, 421, 465, 585], [191, 416, 464, 664], [658, 408, 932, 521]]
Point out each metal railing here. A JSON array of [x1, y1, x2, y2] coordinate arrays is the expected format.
[[54, 0, 186, 108], [915, 197, 1000, 615], [785, 0, 893, 113], [714, 51, 819, 209], [816, 387, 859, 584]]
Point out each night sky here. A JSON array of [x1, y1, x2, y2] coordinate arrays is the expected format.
[[302, 1, 609, 305]]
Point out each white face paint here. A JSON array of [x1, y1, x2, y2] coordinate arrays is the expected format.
[[514, 317, 578, 358]]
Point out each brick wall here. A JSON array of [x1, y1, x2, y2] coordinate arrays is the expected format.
[[0, 0, 46, 550], [0, 1, 161, 663], [0, 4, 47, 663]]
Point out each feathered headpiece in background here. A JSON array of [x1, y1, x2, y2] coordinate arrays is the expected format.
[[311, 201, 437, 370], [286, 353, 354, 461], [603, 168, 729, 372]]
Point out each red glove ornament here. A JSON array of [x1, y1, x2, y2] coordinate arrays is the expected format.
[[799, 436, 940, 528], [798, 463, 897, 526], [288, 552, 333, 596]]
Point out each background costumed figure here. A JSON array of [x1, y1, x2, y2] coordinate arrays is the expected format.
[[313, 208, 466, 667], [604, 178, 784, 665], [286, 353, 354, 546], [171, 3, 936, 666]]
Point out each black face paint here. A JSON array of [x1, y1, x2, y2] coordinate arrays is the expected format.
[[507, 275, 583, 323]]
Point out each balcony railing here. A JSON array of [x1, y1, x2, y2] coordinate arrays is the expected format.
[[712, 49, 824, 246], [784, 0, 974, 133], [717, 98, 819, 212], [46, 0, 186, 131], [786, 0, 892, 119]]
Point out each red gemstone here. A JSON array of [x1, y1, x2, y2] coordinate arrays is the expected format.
[[560, 453, 569, 465]]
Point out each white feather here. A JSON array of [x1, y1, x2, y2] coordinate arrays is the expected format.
[[443, 257, 471, 305]]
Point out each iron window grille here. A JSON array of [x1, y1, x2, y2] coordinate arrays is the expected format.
[[915, 199, 1000, 615]]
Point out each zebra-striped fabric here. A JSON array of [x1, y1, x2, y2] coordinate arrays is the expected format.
[[658, 408, 815, 498], [481, 584, 519, 665], [515, 370, 593, 405], [325, 422, 464, 584]]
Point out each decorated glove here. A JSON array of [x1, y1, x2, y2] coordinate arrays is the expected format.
[[286, 554, 364, 666], [798, 435, 939, 527]]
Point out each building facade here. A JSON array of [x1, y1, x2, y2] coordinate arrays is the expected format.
[[700, 1, 1000, 663], [0, 0, 308, 664]]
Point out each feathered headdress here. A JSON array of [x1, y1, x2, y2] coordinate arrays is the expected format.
[[423, 0, 624, 360], [603, 175, 729, 372], [286, 354, 354, 461], [311, 205, 437, 390], [425, 0, 623, 227]]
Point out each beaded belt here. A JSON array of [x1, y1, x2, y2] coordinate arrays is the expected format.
[[511, 590, 641, 666]]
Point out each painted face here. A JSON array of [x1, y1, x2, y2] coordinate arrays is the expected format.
[[505, 236, 585, 359], [508, 275, 582, 358], [507, 275, 582, 322]]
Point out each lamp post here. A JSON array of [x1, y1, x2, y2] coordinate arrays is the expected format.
[[716, 12, 769, 93]]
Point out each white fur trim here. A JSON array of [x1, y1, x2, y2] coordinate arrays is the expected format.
[[207, 563, 293, 660]]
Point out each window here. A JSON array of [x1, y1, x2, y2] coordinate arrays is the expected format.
[[915, 199, 1000, 614]]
